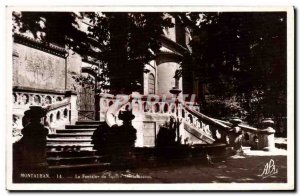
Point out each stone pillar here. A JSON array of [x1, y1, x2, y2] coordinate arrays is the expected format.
[[227, 117, 243, 153], [16, 106, 49, 173], [257, 118, 276, 151], [66, 91, 78, 125], [66, 50, 82, 90]]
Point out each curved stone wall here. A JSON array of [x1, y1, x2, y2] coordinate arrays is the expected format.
[[157, 62, 182, 97]]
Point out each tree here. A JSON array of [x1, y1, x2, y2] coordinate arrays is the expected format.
[[173, 12, 287, 127], [12, 12, 91, 55]]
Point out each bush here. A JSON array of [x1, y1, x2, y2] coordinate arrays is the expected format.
[[204, 96, 248, 120]]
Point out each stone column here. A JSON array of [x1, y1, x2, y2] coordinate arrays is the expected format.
[[257, 118, 276, 151]]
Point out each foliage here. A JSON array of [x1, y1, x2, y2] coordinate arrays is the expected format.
[[205, 96, 248, 120], [12, 12, 90, 54], [183, 12, 287, 123]]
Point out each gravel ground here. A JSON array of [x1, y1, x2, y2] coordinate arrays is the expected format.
[[15, 148, 288, 184], [50, 154, 287, 183]]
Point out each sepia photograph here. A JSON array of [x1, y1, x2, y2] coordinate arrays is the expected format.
[[6, 6, 294, 191]]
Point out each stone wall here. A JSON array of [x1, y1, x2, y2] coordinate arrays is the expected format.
[[157, 62, 182, 97], [12, 36, 82, 127], [143, 60, 157, 95], [66, 50, 82, 91], [12, 35, 82, 93], [13, 43, 66, 91]]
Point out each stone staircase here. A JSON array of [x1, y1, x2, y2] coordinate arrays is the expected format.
[[46, 121, 110, 173]]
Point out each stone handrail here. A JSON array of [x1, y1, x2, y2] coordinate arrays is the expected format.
[[182, 102, 231, 131], [101, 93, 231, 144], [105, 95, 133, 127], [43, 97, 71, 111], [43, 97, 71, 133], [207, 116, 276, 151], [13, 92, 71, 139], [180, 101, 231, 144], [101, 93, 276, 150], [211, 117, 259, 134]]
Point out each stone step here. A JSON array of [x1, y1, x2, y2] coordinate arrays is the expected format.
[[47, 155, 103, 161], [48, 146, 94, 152], [49, 163, 111, 170], [48, 133, 93, 137], [47, 138, 92, 142], [47, 150, 97, 157], [47, 137, 92, 143], [56, 129, 95, 134], [65, 125, 99, 129], [46, 121, 107, 171], [48, 135, 92, 140], [47, 144, 94, 152], [47, 155, 104, 165], [76, 121, 103, 125]]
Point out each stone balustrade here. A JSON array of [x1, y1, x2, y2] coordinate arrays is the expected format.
[[12, 89, 75, 142], [212, 117, 277, 151], [13, 92, 64, 108], [43, 98, 71, 134], [99, 93, 276, 151], [99, 93, 116, 121], [183, 108, 214, 139], [99, 93, 180, 118], [100, 93, 221, 145]]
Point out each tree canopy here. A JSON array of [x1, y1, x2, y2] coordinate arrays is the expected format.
[[185, 12, 287, 125]]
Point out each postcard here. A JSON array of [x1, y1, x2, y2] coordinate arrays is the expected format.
[[6, 6, 294, 191]]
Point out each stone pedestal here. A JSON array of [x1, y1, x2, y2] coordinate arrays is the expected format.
[[253, 118, 276, 151], [257, 126, 276, 151], [228, 127, 243, 151], [228, 118, 243, 153]]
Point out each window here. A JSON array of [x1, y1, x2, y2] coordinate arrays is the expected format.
[[148, 73, 155, 94]]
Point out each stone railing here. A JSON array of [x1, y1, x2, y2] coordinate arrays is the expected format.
[[99, 93, 276, 151], [99, 93, 117, 122], [13, 91, 64, 108], [101, 93, 180, 127], [12, 98, 71, 143], [12, 90, 65, 142], [100, 93, 227, 141], [181, 102, 230, 144], [133, 95, 177, 115], [212, 117, 276, 151], [43, 98, 71, 134], [12, 88, 77, 142], [105, 94, 134, 127]]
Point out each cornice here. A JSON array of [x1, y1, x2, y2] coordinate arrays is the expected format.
[[13, 33, 67, 58]]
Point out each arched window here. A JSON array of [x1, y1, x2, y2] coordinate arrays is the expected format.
[[148, 73, 155, 94], [50, 114, 53, 123], [63, 108, 68, 118], [56, 111, 61, 120]]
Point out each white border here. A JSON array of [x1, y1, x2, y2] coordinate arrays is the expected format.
[[5, 6, 295, 191]]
